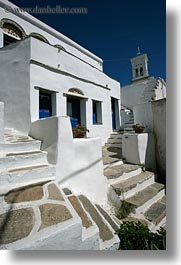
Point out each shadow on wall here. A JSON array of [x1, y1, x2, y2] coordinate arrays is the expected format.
[[58, 158, 102, 185]]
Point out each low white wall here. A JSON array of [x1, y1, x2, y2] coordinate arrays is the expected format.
[[0, 102, 4, 142], [122, 133, 148, 165], [29, 116, 108, 205], [122, 133, 156, 171]]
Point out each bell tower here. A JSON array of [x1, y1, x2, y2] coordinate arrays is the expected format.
[[131, 48, 149, 82]]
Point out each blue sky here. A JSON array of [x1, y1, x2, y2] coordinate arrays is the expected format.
[[10, 0, 166, 85]]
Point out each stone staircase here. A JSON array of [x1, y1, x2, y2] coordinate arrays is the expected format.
[[105, 131, 124, 149], [120, 105, 135, 131], [140, 79, 157, 103], [0, 128, 55, 195], [0, 117, 120, 249], [103, 149, 166, 232], [65, 191, 120, 250]]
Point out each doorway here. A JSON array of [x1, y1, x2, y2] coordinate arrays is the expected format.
[[67, 96, 86, 128], [111, 97, 120, 130]]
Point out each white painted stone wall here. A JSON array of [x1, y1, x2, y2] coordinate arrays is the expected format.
[[29, 116, 108, 205], [152, 99, 166, 181], [122, 133, 148, 165], [0, 39, 31, 133], [133, 101, 154, 132], [0, 36, 120, 143], [0, 0, 103, 70], [122, 133, 156, 171], [121, 77, 166, 110], [133, 99, 166, 174], [0, 102, 4, 142], [0, 31, 120, 143]]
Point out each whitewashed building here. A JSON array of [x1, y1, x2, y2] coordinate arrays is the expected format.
[[121, 52, 166, 129], [0, 0, 121, 144]]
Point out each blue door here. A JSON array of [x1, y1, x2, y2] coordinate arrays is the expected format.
[[111, 98, 116, 130]]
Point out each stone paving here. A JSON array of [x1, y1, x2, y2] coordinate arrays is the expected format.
[[0, 181, 75, 247]]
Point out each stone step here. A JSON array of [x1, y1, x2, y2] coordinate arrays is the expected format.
[[0, 140, 41, 153], [78, 195, 120, 250], [0, 151, 48, 170], [0, 164, 56, 195], [95, 204, 119, 231], [126, 183, 165, 214], [144, 196, 166, 226], [125, 122, 134, 125], [104, 163, 142, 182], [111, 171, 155, 199], [124, 126, 134, 132], [107, 138, 122, 144], [105, 143, 122, 149], [68, 195, 100, 250], [110, 134, 123, 140]]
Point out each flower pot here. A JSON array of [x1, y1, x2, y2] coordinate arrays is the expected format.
[[73, 131, 86, 138], [133, 128, 145, 133]]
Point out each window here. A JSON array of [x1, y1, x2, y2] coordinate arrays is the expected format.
[[140, 67, 144, 76], [30, 33, 49, 44], [92, 100, 102, 124], [4, 34, 18, 46], [1, 19, 26, 46], [135, 68, 139, 77], [39, 90, 56, 119]]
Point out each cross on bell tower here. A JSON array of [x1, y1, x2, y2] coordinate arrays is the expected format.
[[130, 49, 149, 82]]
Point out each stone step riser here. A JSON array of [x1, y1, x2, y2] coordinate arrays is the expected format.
[[104, 160, 123, 169], [78, 195, 120, 250], [151, 216, 166, 233], [0, 141, 41, 153], [0, 152, 48, 170], [0, 166, 56, 195], [133, 190, 165, 215], [107, 139, 122, 144], [119, 176, 155, 200], [105, 143, 122, 149], [107, 168, 142, 185], [110, 134, 123, 139], [67, 195, 100, 250]]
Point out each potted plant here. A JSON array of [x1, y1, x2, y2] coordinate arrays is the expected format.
[[72, 125, 89, 138], [132, 123, 145, 133]]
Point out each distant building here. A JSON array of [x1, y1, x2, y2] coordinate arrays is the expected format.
[[121, 52, 166, 129]]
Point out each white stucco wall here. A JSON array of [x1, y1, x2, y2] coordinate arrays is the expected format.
[[0, 36, 120, 143], [0, 0, 103, 70], [122, 132, 156, 171], [0, 102, 4, 142], [152, 99, 166, 182], [121, 78, 154, 110], [28, 37, 120, 144], [133, 99, 166, 177], [121, 77, 166, 110], [0, 2, 121, 142], [29, 116, 108, 205], [0, 39, 31, 133], [133, 101, 154, 132]]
